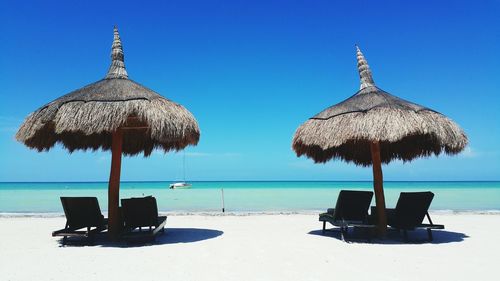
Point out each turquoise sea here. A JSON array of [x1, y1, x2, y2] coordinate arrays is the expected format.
[[1, 181, 499, 214]]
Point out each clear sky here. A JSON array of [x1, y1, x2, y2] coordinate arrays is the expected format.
[[0, 0, 499, 182]]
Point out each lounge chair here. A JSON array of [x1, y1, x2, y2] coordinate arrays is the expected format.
[[384, 191, 444, 241], [52, 197, 108, 245], [319, 190, 375, 241], [120, 196, 167, 241]]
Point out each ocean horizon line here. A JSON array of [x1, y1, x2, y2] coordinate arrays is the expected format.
[[2, 180, 500, 184]]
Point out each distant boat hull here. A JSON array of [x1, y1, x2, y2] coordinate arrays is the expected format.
[[169, 182, 192, 189]]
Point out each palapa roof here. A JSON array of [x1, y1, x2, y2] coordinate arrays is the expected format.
[[16, 27, 200, 156], [292, 46, 467, 166]]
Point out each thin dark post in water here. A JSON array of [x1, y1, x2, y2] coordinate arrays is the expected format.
[[108, 128, 123, 239], [221, 188, 225, 213], [370, 141, 387, 236]]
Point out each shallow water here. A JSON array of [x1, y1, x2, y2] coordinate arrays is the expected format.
[[0, 181, 499, 213]]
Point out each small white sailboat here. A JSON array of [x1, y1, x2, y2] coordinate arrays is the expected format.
[[169, 151, 192, 189], [169, 182, 192, 189]]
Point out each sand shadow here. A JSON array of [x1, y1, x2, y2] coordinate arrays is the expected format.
[[155, 228, 224, 244], [308, 228, 469, 244], [57, 228, 223, 247]]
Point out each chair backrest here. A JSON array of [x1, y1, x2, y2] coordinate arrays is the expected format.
[[121, 196, 159, 229], [60, 197, 104, 229], [333, 190, 373, 222], [394, 192, 434, 228]]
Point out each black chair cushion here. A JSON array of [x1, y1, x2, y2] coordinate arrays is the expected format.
[[121, 196, 159, 229], [333, 190, 374, 222], [60, 197, 105, 229]]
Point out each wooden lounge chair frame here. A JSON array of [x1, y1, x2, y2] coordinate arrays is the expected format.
[[52, 197, 108, 245], [120, 196, 167, 242], [319, 190, 376, 241]]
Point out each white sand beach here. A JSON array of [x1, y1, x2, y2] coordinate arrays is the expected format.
[[0, 213, 498, 281]]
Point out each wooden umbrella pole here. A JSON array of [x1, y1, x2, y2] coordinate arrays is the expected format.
[[108, 128, 123, 239], [370, 141, 387, 236]]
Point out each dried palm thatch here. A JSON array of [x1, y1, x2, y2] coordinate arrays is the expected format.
[[16, 27, 200, 156], [292, 46, 467, 166]]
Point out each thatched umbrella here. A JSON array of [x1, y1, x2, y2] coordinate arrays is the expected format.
[[292, 46, 467, 234], [16, 27, 200, 238]]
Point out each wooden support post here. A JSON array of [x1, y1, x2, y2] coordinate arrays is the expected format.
[[370, 141, 387, 236], [108, 128, 123, 240]]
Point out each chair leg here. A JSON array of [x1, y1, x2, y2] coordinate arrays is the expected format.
[[341, 226, 347, 242], [322, 221, 326, 234], [86, 227, 93, 245], [427, 228, 433, 241], [89, 235, 95, 245], [365, 228, 372, 243]]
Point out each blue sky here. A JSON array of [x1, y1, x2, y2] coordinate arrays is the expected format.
[[0, 0, 499, 181]]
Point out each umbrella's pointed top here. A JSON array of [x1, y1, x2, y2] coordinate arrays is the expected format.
[[356, 45, 375, 90], [105, 26, 128, 79]]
